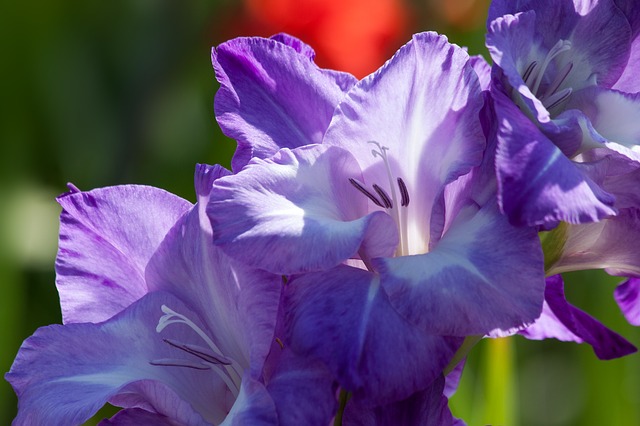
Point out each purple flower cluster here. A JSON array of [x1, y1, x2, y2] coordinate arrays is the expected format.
[[7, 1, 640, 424]]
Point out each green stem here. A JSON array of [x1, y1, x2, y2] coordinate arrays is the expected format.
[[334, 389, 351, 426]]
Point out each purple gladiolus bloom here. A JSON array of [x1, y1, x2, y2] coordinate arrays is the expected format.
[[6, 165, 327, 425], [208, 32, 545, 403], [487, 0, 640, 226]]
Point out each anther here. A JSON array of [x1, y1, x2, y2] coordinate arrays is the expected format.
[[397, 178, 410, 207], [349, 178, 384, 207], [372, 184, 393, 209], [149, 358, 210, 370], [522, 61, 538, 85], [163, 338, 233, 365]]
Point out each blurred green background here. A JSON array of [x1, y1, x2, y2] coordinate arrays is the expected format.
[[0, 1, 637, 425]]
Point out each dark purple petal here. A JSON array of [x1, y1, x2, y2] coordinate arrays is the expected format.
[[212, 37, 356, 172], [6, 292, 233, 426], [208, 145, 398, 274], [493, 88, 616, 226], [147, 164, 282, 377], [55, 185, 191, 324], [377, 200, 545, 336], [266, 349, 338, 426], [343, 375, 463, 426], [529, 275, 637, 360], [615, 277, 640, 326], [286, 265, 461, 405], [100, 408, 183, 426]]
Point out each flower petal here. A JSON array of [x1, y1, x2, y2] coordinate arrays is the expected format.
[[324, 31, 485, 245], [100, 407, 186, 426], [6, 292, 233, 426], [147, 164, 282, 376], [522, 275, 637, 360], [493, 88, 616, 226], [55, 185, 191, 324], [547, 209, 640, 277], [343, 375, 462, 426], [212, 36, 356, 172], [220, 376, 278, 426], [286, 265, 461, 404], [266, 349, 338, 426], [208, 145, 398, 274], [377, 200, 545, 336], [615, 277, 640, 326]]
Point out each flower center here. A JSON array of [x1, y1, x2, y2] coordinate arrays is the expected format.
[[150, 305, 243, 398], [522, 39, 574, 113], [349, 141, 410, 257]]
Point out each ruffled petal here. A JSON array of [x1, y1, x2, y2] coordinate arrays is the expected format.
[[208, 145, 398, 274], [212, 36, 356, 172], [324, 32, 485, 244], [615, 277, 640, 326], [147, 164, 281, 376], [377, 200, 545, 336], [493, 88, 616, 226], [547, 209, 640, 277], [266, 349, 338, 426], [285, 265, 461, 405], [521, 275, 637, 360], [6, 292, 234, 426], [55, 185, 191, 324]]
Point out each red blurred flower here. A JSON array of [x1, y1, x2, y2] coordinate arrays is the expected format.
[[233, 0, 411, 78]]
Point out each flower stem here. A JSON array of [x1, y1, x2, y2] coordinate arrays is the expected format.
[[333, 389, 351, 426]]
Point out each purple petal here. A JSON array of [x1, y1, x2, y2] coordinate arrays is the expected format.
[[208, 145, 398, 274], [212, 36, 356, 172], [286, 265, 461, 405], [569, 87, 640, 153], [488, 0, 630, 89], [221, 376, 278, 426], [6, 292, 234, 426], [146, 164, 282, 377], [469, 55, 491, 91], [525, 275, 637, 360], [615, 277, 640, 326], [493, 88, 616, 226], [377, 200, 545, 336], [55, 185, 191, 324], [100, 408, 182, 426], [343, 375, 462, 426], [266, 349, 338, 426], [324, 32, 485, 245], [548, 209, 640, 277]]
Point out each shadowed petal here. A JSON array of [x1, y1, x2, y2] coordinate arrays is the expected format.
[[547, 209, 640, 277], [286, 265, 461, 405], [55, 185, 191, 324], [343, 375, 463, 426], [100, 408, 184, 426], [212, 36, 356, 172], [378, 200, 545, 336], [208, 145, 398, 274], [266, 349, 338, 426], [220, 376, 278, 426], [615, 277, 640, 326]]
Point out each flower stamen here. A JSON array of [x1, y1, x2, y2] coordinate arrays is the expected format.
[[152, 305, 242, 398]]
